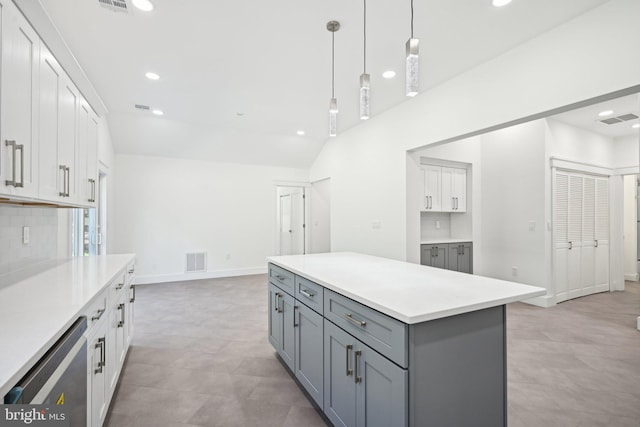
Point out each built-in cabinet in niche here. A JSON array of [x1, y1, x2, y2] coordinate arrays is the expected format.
[[420, 242, 473, 274], [423, 165, 467, 212], [0, 0, 98, 207]]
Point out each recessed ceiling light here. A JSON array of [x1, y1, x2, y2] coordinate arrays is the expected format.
[[145, 72, 160, 80], [598, 110, 614, 117], [382, 70, 396, 79], [152, 109, 163, 116], [632, 123, 640, 129], [492, 0, 512, 6], [296, 130, 305, 136], [132, 0, 154, 12]]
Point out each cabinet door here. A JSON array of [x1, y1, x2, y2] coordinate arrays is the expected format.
[[423, 166, 441, 211], [0, 1, 39, 197], [447, 243, 473, 274], [441, 167, 454, 212], [126, 283, 135, 348], [107, 293, 127, 394], [295, 303, 324, 408], [87, 322, 108, 427], [58, 73, 79, 203], [268, 283, 283, 351], [420, 244, 447, 269], [280, 292, 296, 372], [324, 320, 357, 427], [355, 342, 408, 427], [451, 168, 467, 212], [77, 100, 98, 206]]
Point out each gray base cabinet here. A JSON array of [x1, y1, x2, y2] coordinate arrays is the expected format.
[[421, 242, 473, 274], [268, 282, 295, 372], [295, 303, 324, 407], [324, 320, 407, 427]]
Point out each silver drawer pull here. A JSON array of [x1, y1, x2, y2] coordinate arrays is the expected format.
[[91, 308, 105, 321], [117, 303, 125, 327], [300, 288, 315, 298], [95, 337, 105, 374], [116, 282, 124, 290], [130, 285, 136, 303], [344, 313, 366, 327], [346, 344, 353, 376], [275, 274, 286, 281]]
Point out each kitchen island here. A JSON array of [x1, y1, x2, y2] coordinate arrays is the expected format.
[[267, 252, 546, 427]]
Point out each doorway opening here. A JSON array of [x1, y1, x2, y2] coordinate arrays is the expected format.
[[276, 186, 306, 256]]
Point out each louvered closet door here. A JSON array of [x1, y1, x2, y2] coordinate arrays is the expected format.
[[594, 178, 609, 291], [581, 177, 596, 293], [554, 172, 570, 301], [567, 174, 584, 300]]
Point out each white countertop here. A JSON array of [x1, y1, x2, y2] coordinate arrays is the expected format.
[[420, 238, 472, 244], [0, 254, 135, 397], [268, 252, 545, 324]]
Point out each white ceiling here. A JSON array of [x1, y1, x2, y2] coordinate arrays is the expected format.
[[550, 94, 640, 139], [38, 0, 612, 168]]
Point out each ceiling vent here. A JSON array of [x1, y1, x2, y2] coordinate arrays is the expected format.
[[600, 113, 639, 125], [98, 0, 129, 13]]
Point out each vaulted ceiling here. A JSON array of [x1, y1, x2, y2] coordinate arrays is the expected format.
[[38, 0, 612, 168]]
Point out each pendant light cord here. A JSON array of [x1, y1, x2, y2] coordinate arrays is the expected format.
[[410, 0, 414, 38], [332, 30, 335, 98], [363, 0, 367, 73]]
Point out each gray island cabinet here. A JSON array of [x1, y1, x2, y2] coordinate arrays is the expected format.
[[267, 252, 545, 427]]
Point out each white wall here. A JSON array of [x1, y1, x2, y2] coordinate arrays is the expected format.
[[113, 154, 308, 283], [623, 175, 638, 281], [481, 121, 547, 287], [97, 116, 117, 254], [310, 0, 640, 263], [613, 134, 640, 169], [546, 119, 614, 167], [310, 178, 331, 254]]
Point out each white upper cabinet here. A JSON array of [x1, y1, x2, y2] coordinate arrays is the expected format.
[[423, 165, 467, 213], [2, 1, 98, 207], [423, 165, 442, 211], [0, 0, 40, 198]]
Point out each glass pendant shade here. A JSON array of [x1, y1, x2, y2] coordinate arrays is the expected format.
[[406, 38, 419, 97], [329, 97, 338, 137], [359, 73, 370, 120]]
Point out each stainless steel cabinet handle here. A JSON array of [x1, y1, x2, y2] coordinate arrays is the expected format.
[[354, 350, 362, 384], [130, 285, 136, 303], [91, 308, 105, 321], [274, 292, 283, 313], [429, 196, 432, 210], [116, 282, 124, 290], [346, 344, 353, 376], [128, 267, 135, 274], [299, 288, 314, 298], [59, 165, 66, 196], [4, 140, 24, 188], [88, 178, 95, 202], [95, 337, 105, 374], [16, 143, 24, 188], [344, 313, 366, 327], [594, 240, 598, 248], [65, 167, 70, 197], [293, 305, 298, 327], [568, 241, 572, 250], [275, 274, 285, 281], [117, 303, 125, 327]]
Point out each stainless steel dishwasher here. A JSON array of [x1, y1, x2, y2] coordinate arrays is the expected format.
[[3, 317, 87, 427]]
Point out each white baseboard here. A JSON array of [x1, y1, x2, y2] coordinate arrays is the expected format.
[[624, 273, 639, 282], [521, 294, 555, 308], [136, 266, 268, 285]]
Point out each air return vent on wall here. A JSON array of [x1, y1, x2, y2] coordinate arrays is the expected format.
[[186, 252, 207, 273], [98, 0, 129, 13]]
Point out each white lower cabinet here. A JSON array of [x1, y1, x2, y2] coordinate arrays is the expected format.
[[86, 265, 135, 427], [87, 318, 108, 427]]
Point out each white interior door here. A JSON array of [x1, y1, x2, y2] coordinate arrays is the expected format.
[[554, 170, 610, 303], [277, 186, 305, 256]]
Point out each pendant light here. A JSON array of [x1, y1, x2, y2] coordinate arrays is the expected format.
[[359, 0, 370, 120], [327, 21, 340, 137], [406, 0, 419, 97]]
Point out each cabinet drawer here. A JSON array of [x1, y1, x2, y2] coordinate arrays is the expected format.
[[83, 290, 107, 333], [269, 263, 295, 296], [108, 271, 127, 303], [324, 290, 408, 368], [295, 276, 324, 314]]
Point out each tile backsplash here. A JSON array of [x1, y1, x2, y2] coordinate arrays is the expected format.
[[0, 206, 58, 276]]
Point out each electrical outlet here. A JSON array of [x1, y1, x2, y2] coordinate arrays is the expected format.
[[225, 253, 231, 260], [512, 266, 518, 276], [22, 226, 29, 245], [528, 221, 536, 231], [435, 220, 440, 229]]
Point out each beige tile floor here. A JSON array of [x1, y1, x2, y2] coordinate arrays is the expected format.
[[105, 276, 640, 427]]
